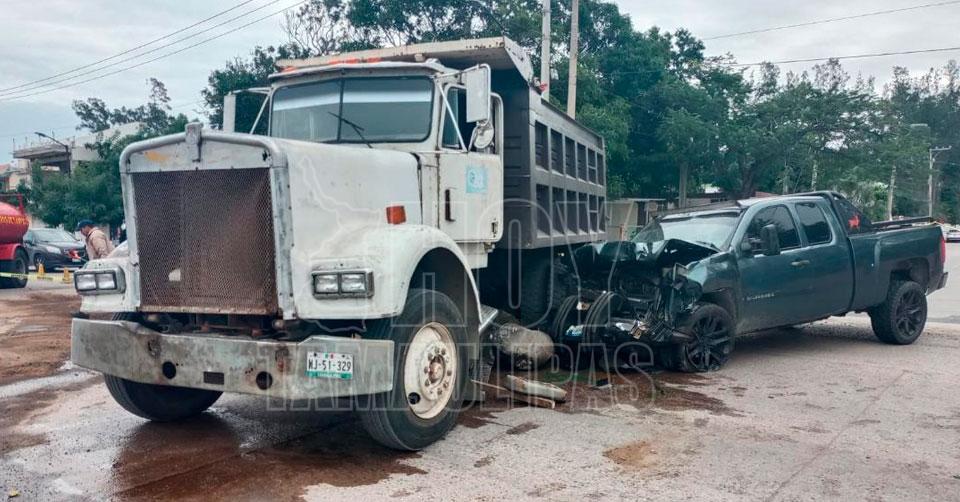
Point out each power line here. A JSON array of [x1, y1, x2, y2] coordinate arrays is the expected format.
[[730, 44, 960, 67], [0, 0, 285, 98], [0, 1, 307, 102], [0, 0, 260, 94], [704, 0, 960, 41]]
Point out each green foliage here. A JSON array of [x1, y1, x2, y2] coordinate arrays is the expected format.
[[27, 80, 189, 229], [195, 0, 960, 220]]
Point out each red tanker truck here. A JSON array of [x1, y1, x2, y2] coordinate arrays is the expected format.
[[0, 194, 29, 288]]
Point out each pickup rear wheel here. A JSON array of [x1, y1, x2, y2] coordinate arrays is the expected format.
[[870, 280, 927, 345], [665, 303, 735, 373], [358, 288, 469, 451]]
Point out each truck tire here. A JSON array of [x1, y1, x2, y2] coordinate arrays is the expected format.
[[661, 303, 735, 373], [358, 288, 470, 451], [102, 313, 221, 421], [104, 375, 222, 422], [519, 255, 571, 329], [0, 249, 28, 289], [869, 280, 927, 345]]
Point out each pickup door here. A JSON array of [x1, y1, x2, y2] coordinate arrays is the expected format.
[[736, 200, 854, 332]]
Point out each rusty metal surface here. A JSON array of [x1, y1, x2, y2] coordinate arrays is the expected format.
[[71, 318, 395, 399], [132, 168, 278, 315]]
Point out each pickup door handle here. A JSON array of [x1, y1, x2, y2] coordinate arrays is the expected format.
[[791, 259, 810, 268]]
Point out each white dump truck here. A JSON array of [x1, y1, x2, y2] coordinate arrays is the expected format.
[[71, 37, 606, 450]]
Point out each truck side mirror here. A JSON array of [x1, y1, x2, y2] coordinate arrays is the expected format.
[[222, 92, 237, 133], [462, 65, 491, 124], [760, 224, 781, 256]]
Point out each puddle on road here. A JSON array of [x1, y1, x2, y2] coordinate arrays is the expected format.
[[0, 378, 98, 455], [112, 414, 425, 501], [0, 293, 80, 385]]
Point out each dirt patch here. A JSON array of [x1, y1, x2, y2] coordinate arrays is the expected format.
[[0, 378, 98, 455], [474, 455, 494, 467], [113, 417, 426, 501], [505, 421, 539, 435], [603, 440, 657, 470], [0, 292, 79, 385]]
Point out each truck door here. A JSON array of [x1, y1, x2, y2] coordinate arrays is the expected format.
[[737, 204, 809, 332], [436, 87, 502, 244], [789, 201, 854, 320]]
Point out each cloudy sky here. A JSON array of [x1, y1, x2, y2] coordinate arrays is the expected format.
[[2, 0, 959, 162]]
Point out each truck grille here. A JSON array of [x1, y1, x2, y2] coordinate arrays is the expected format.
[[132, 168, 278, 315]]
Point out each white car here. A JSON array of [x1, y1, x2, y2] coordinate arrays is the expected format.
[[945, 226, 960, 242]]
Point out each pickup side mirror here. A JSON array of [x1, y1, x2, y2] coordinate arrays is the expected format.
[[759, 224, 781, 256]]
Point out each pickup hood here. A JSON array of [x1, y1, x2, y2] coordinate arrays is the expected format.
[[592, 238, 719, 270]]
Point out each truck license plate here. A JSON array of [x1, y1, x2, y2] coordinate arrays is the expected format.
[[306, 352, 353, 379]]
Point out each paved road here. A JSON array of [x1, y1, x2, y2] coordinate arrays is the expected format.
[[1, 247, 959, 501]]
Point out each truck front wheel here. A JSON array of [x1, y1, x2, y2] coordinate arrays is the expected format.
[[869, 280, 927, 345], [358, 288, 469, 451], [103, 375, 222, 421], [102, 313, 221, 421]]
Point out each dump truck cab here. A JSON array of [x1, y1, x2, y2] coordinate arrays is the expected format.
[[71, 37, 606, 451]]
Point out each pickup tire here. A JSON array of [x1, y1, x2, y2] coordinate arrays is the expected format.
[[661, 303, 735, 373], [869, 280, 927, 345], [358, 288, 469, 451], [102, 313, 222, 421]]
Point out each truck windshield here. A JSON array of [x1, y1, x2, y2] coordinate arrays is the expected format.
[[633, 211, 741, 250], [270, 77, 433, 143]]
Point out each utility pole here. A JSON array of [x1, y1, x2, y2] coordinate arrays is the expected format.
[[540, 0, 551, 101], [887, 165, 896, 220], [929, 146, 952, 217], [566, 0, 579, 118]]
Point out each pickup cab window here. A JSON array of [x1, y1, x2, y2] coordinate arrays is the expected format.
[[745, 205, 800, 250], [271, 77, 434, 143], [795, 202, 832, 245]]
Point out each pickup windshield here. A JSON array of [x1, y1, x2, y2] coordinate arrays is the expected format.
[[270, 77, 434, 143], [633, 211, 741, 250]]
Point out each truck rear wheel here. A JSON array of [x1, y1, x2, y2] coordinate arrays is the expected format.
[[519, 255, 571, 329], [104, 375, 222, 422], [662, 303, 735, 373], [869, 280, 927, 345], [358, 288, 469, 451], [0, 249, 28, 288]]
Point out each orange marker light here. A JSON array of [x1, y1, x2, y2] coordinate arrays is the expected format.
[[386, 206, 406, 225]]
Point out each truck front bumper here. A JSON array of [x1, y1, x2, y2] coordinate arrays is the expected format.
[[71, 319, 394, 400]]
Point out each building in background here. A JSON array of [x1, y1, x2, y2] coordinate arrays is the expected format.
[[11, 123, 142, 175]]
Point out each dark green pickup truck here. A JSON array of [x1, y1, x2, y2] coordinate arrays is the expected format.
[[554, 191, 948, 372]]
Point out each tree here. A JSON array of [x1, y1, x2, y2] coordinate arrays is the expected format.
[[202, 44, 308, 132], [27, 81, 189, 229]]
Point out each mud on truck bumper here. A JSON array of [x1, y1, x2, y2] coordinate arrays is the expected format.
[[71, 319, 395, 400]]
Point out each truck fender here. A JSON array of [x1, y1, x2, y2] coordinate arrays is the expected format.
[[292, 224, 481, 332]]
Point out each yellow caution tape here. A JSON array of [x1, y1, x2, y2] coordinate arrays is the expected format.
[[0, 271, 73, 283]]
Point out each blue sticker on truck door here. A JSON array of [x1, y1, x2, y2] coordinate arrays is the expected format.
[[466, 166, 488, 194]]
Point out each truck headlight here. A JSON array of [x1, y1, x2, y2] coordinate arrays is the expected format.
[[311, 270, 374, 298], [313, 273, 340, 295], [76, 273, 98, 292], [340, 273, 370, 294], [74, 269, 124, 295]]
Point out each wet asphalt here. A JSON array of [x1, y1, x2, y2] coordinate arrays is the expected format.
[[1, 246, 959, 501]]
